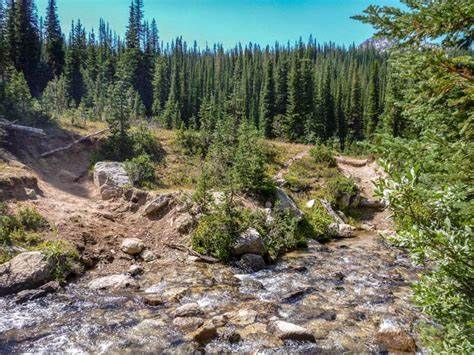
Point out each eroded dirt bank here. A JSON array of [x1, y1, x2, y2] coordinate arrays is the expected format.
[[0, 128, 424, 353]]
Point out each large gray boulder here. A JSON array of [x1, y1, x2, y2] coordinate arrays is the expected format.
[[93, 162, 131, 200], [275, 188, 303, 218], [0, 252, 53, 296], [232, 228, 265, 256]]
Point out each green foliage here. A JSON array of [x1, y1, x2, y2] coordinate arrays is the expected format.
[[356, 0, 473, 351], [129, 124, 164, 161], [35, 240, 78, 280], [302, 201, 333, 241], [309, 144, 336, 166], [124, 153, 156, 187], [41, 74, 70, 119], [17, 207, 49, 231], [175, 128, 208, 157]]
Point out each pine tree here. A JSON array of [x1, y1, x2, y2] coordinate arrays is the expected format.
[[285, 56, 304, 140], [335, 85, 346, 150], [274, 56, 288, 116], [260, 57, 275, 137], [0, 0, 8, 78], [151, 56, 169, 116], [44, 0, 64, 78], [366, 61, 380, 136], [347, 68, 363, 142], [65, 20, 86, 105], [11, 0, 41, 94]]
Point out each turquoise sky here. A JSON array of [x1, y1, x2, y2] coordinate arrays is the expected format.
[[36, 0, 401, 48]]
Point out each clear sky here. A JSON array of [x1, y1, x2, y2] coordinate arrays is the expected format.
[[36, 0, 401, 48]]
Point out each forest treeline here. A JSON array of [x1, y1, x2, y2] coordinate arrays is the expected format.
[[0, 0, 389, 148]]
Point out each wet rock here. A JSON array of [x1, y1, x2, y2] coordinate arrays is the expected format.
[[230, 309, 258, 326], [143, 194, 174, 217], [219, 327, 241, 343], [162, 286, 188, 302], [239, 254, 266, 273], [376, 318, 416, 352], [0, 251, 53, 296], [93, 161, 130, 189], [238, 322, 267, 338], [329, 222, 355, 238], [87, 274, 139, 290], [173, 316, 204, 332], [142, 294, 163, 306], [120, 238, 144, 255], [275, 188, 303, 218], [172, 302, 203, 317], [190, 322, 219, 344], [14, 281, 60, 304], [127, 264, 144, 276], [269, 320, 316, 342], [174, 213, 194, 234], [140, 249, 157, 262], [232, 228, 265, 256]]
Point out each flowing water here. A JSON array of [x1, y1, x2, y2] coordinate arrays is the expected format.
[[0, 231, 423, 353]]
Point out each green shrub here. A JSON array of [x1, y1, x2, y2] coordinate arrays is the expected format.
[[17, 207, 49, 231], [326, 175, 358, 203], [35, 240, 78, 280], [302, 201, 333, 241], [175, 128, 208, 157], [130, 124, 164, 161], [309, 144, 336, 166], [191, 209, 237, 261], [0, 214, 20, 245], [10, 229, 41, 246], [124, 153, 156, 188]]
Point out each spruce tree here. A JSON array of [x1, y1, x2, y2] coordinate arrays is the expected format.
[[44, 0, 64, 78], [274, 57, 288, 116], [347, 68, 363, 142], [260, 57, 275, 137], [366, 61, 380, 136], [65, 20, 86, 105], [285, 56, 304, 140]]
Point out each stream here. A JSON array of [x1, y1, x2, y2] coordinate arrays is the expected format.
[[0, 231, 422, 353]]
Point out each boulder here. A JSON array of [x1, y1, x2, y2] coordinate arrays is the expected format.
[[87, 274, 139, 290], [275, 188, 303, 218], [174, 213, 194, 234], [230, 309, 258, 326], [190, 323, 219, 344], [360, 198, 386, 210], [269, 320, 316, 342], [142, 294, 163, 306], [376, 318, 416, 352], [232, 228, 265, 256], [172, 302, 203, 317], [239, 254, 266, 273], [0, 252, 53, 296], [143, 194, 174, 217], [93, 161, 130, 189], [14, 281, 60, 304], [140, 249, 157, 262], [120, 238, 144, 255]]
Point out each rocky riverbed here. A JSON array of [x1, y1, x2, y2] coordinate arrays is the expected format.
[[0, 230, 424, 353]]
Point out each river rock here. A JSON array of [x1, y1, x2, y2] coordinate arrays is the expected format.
[[0, 251, 53, 296], [239, 254, 266, 273], [173, 316, 204, 332], [143, 194, 174, 217], [275, 188, 303, 218], [172, 302, 203, 317], [190, 322, 219, 344], [360, 198, 386, 210], [232, 228, 265, 256], [127, 264, 144, 276], [230, 309, 258, 326], [269, 320, 316, 342], [87, 274, 139, 290], [140, 249, 157, 262], [329, 222, 355, 238], [142, 293, 163, 306], [120, 238, 144, 255], [376, 318, 416, 352], [14, 281, 60, 304]]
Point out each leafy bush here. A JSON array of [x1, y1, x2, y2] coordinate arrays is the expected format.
[[0, 214, 19, 245], [191, 207, 238, 261], [326, 175, 358, 204], [35, 240, 78, 280], [302, 201, 334, 240], [309, 144, 336, 166], [175, 128, 209, 157], [124, 154, 156, 188], [17, 207, 49, 231], [130, 124, 164, 161]]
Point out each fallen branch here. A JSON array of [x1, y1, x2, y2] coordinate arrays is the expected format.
[[165, 243, 219, 263], [40, 128, 108, 158], [0, 118, 46, 136], [336, 156, 368, 167]]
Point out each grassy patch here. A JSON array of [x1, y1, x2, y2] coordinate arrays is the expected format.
[[34, 240, 78, 281]]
